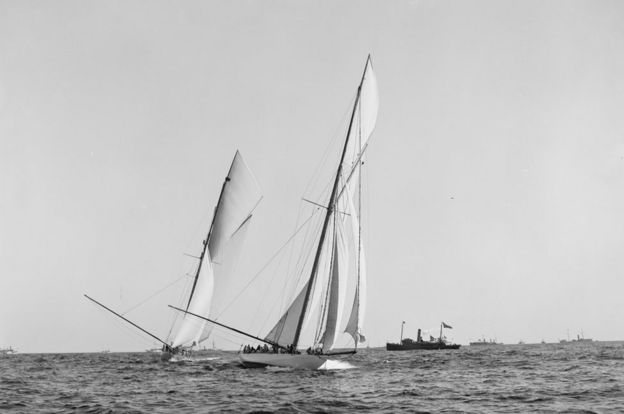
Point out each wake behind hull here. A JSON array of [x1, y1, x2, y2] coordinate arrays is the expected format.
[[239, 353, 327, 369]]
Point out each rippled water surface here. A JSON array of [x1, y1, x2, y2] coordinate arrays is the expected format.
[[2, 342, 623, 413]]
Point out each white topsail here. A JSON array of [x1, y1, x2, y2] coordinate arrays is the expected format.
[[172, 151, 262, 348], [208, 152, 263, 263], [343, 58, 379, 173], [266, 57, 378, 352]]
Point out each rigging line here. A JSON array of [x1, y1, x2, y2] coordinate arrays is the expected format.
[[280, 204, 322, 308], [258, 206, 324, 337], [281, 201, 306, 313], [85, 294, 169, 347], [288, 172, 335, 301], [251, 228, 291, 335], [290, 176, 333, 287], [301, 93, 358, 199], [109, 312, 159, 347], [215, 209, 319, 319], [284, 180, 314, 290], [305, 168, 335, 214], [287, 209, 325, 319], [269, 206, 311, 326], [290, 207, 323, 290], [169, 305, 289, 351], [255, 204, 323, 339], [292, 205, 322, 274], [315, 214, 337, 345], [166, 270, 194, 342], [256, 211, 315, 336], [212, 332, 244, 347], [262, 202, 328, 339], [121, 273, 188, 316], [285, 151, 333, 284], [281, 177, 325, 314]]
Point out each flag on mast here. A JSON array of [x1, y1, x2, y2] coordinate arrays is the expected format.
[[442, 322, 453, 329]]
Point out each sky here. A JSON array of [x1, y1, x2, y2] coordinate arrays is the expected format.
[[1, 0, 624, 353]]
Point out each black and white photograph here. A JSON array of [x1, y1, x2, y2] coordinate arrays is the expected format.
[[1, 1, 623, 412]]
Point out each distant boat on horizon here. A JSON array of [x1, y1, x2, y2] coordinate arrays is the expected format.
[[470, 338, 503, 346], [386, 322, 460, 351], [1, 346, 17, 355], [559, 330, 593, 344]]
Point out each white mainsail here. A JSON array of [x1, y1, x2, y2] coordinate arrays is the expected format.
[[172, 151, 262, 348]]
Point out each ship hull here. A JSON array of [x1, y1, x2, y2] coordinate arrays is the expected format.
[[469, 342, 502, 346], [239, 353, 327, 369], [386, 342, 460, 351]]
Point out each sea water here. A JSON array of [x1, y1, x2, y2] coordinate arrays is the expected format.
[[1, 342, 623, 413]]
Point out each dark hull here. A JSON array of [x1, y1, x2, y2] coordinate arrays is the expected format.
[[469, 342, 502, 346], [386, 342, 460, 351]]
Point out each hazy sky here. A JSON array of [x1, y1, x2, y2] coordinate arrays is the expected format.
[[2, 1, 623, 352]]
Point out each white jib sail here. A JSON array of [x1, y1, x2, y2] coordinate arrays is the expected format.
[[198, 215, 254, 343], [264, 221, 335, 348], [172, 151, 262, 348], [264, 280, 308, 347], [172, 253, 215, 347]]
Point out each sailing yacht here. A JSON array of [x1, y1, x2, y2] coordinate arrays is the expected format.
[[86, 151, 262, 361], [0, 346, 17, 355], [171, 56, 379, 369]]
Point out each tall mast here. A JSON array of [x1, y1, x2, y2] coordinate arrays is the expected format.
[[185, 154, 238, 311], [292, 56, 371, 349]]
